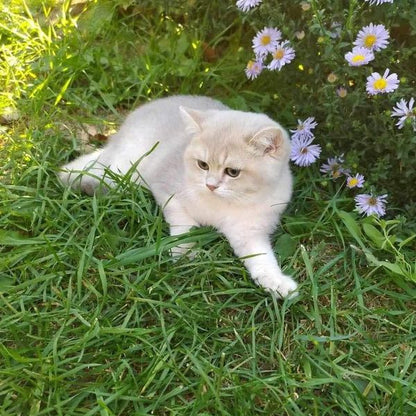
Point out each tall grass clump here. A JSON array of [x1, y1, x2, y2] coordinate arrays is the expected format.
[[1, 1, 415, 415]]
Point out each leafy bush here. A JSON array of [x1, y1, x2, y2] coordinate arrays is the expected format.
[[233, 0, 416, 215]]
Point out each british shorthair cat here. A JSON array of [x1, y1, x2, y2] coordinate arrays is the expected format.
[[59, 95, 298, 298]]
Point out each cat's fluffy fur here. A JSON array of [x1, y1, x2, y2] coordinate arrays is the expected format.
[[59, 95, 298, 298]]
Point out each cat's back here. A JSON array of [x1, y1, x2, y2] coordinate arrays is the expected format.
[[120, 95, 227, 136], [103, 95, 225, 161]]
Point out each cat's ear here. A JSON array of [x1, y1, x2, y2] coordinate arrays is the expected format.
[[249, 127, 288, 157], [179, 106, 204, 135]]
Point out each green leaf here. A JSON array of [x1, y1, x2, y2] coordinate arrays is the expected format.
[[0, 231, 46, 246], [275, 234, 297, 261], [362, 223, 385, 249], [337, 210, 364, 248]]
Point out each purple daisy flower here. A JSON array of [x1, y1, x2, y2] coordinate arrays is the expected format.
[[236, 0, 263, 12], [355, 193, 388, 217], [268, 41, 296, 71], [245, 59, 263, 80], [364, 0, 394, 6], [252, 27, 281, 57], [320, 156, 348, 179], [290, 117, 318, 141], [366, 69, 399, 95], [391, 98, 416, 130], [346, 173, 365, 189], [290, 136, 321, 167], [345, 46, 375, 66], [354, 23, 390, 52]]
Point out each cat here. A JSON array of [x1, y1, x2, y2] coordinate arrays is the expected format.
[[59, 95, 298, 298]]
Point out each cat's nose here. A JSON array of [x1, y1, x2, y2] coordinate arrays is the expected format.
[[206, 183, 218, 192]]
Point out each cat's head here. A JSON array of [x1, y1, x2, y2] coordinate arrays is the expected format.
[[181, 106, 291, 204]]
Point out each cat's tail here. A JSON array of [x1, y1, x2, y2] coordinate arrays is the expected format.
[[58, 148, 112, 195]]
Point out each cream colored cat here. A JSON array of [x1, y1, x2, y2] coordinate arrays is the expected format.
[[59, 95, 298, 298]]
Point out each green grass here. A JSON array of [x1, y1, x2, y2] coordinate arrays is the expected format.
[[1, 1, 416, 415]]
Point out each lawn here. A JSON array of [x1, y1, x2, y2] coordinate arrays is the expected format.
[[1, 1, 415, 415]]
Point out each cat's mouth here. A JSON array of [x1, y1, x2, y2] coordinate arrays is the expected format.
[[200, 183, 225, 197], [190, 182, 241, 202], [205, 186, 234, 200]]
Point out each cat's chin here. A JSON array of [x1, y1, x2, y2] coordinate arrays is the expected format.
[[207, 189, 229, 199]]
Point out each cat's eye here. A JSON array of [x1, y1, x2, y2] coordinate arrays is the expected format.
[[197, 160, 209, 170], [224, 167, 241, 178]]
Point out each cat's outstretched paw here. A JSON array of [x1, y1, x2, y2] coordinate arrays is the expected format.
[[257, 274, 299, 299]]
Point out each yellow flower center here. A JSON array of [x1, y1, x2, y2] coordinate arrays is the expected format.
[[247, 60, 254, 70], [352, 55, 365, 63], [368, 197, 377, 206], [348, 178, 358, 187], [261, 35, 271, 46], [373, 78, 387, 90], [273, 49, 284, 59], [364, 34, 377, 48]]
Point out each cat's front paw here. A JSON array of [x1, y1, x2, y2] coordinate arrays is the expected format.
[[256, 273, 299, 299]]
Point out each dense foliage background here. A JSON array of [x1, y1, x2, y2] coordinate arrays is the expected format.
[[4, 0, 415, 211]]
